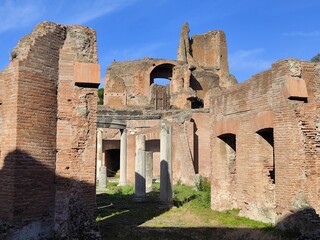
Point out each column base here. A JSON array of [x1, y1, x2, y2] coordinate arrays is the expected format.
[[158, 202, 173, 209], [133, 194, 147, 202], [97, 166, 107, 189]]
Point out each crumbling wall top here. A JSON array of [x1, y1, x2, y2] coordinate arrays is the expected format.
[[10, 21, 98, 64], [176, 22, 234, 89], [177, 23, 194, 65], [10, 22, 66, 62], [63, 24, 98, 63]]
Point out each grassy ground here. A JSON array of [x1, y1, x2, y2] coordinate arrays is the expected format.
[[96, 181, 288, 240]]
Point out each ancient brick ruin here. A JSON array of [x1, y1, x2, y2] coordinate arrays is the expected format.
[[0, 22, 100, 239], [1, 20, 320, 238], [97, 22, 320, 230]]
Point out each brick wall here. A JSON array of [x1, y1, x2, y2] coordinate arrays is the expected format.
[[191, 113, 211, 178], [211, 59, 320, 224], [171, 121, 195, 185], [192, 31, 228, 68], [0, 62, 19, 222], [191, 30, 230, 87], [54, 25, 98, 235], [0, 22, 99, 238], [104, 59, 184, 109], [14, 24, 66, 226]]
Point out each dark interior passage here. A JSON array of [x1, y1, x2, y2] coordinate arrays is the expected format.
[[218, 133, 236, 152], [106, 149, 120, 177]]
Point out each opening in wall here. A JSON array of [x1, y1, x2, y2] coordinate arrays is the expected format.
[[217, 133, 237, 205], [218, 133, 236, 175], [154, 78, 170, 86], [105, 149, 120, 177], [188, 97, 204, 109], [146, 139, 161, 181], [150, 63, 174, 85], [256, 128, 275, 184], [218, 133, 236, 152]]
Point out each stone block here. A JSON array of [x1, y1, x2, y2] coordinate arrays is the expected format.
[[74, 62, 100, 86], [283, 76, 308, 100]]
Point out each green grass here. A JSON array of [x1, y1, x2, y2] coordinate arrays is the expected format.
[[172, 180, 271, 229], [173, 177, 211, 209], [96, 181, 286, 240]]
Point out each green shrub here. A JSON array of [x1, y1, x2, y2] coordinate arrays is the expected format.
[[107, 182, 118, 189], [173, 184, 196, 207], [193, 176, 211, 208], [195, 176, 210, 192], [98, 88, 104, 105], [120, 185, 134, 195], [152, 182, 160, 191]]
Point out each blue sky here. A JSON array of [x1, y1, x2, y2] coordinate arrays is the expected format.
[[1, 0, 320, 85]]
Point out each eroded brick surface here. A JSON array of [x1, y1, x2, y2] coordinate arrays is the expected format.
[[211, 59, 320, 225], [0, 21, 99, 239]]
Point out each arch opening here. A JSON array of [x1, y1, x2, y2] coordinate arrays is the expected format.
[[256, 128, 275, 184], [150, 64, 174, 110], [218, 133, 236, 152], [150, 63, 175, 85], [218, 133, 236, 176], [217, 133, 237, 207]]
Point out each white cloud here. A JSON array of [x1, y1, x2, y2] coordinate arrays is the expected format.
[[0, 0, 139, 33], [61, 0, 139, 25], [229, 48, 272, 73], [282, 31, 320, 37], [0, 0, 43, 33]]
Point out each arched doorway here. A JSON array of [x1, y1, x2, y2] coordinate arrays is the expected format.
[[150, 64, 175, 110]]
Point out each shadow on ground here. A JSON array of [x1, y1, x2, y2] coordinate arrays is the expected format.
[[96, 189, 320, 240], [97, 191, 264, 240], [96, 190, 169, 239]]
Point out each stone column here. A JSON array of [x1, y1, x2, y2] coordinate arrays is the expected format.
[[97, 129, 107, 188], [134, 134, 147, 202], [146, 151, 153, 193], [99, 162, 107, 189], [96, 129, 103, 178], [118, 129, 127, 186], [159, 123, 173, 208]]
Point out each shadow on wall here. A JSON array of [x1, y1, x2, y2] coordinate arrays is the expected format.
[[190, 118, 199, 174], [276, 207, 320, 239], [0, 149, 99, 240]]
